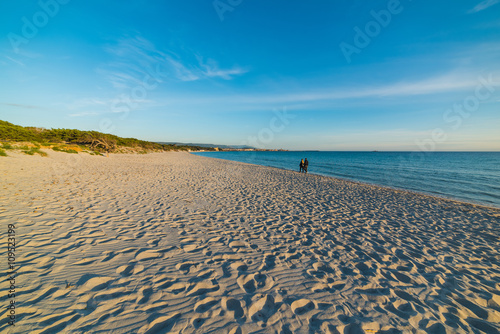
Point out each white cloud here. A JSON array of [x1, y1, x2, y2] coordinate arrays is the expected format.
[[202, 66, 247, 80], [469, 0, 500, 13], [96, 68, 144, 89], [68, 112, 99, 117], [154, 70, 495, 113], [99, 34, 248, 86], [166, 58, 199, 82], [64, 98, 109, 110], [197, 57, 248, 80], [100, 35, 169, 89], [258, 71, 490, 104], [1, 103, 40, 109], [5, 56, 25, 67]]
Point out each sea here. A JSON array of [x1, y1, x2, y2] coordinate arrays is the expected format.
[[193, 151, 500, 209]]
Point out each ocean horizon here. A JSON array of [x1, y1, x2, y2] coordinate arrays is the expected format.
[[194, 151, 500, 209]]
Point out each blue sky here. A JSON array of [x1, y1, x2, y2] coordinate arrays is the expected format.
[[1, 0, 499, 150]]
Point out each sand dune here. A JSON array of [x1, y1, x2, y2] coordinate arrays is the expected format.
[[1, 151, 500, 333]]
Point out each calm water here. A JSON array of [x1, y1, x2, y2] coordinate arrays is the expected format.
[[194, 151, 500, 209]]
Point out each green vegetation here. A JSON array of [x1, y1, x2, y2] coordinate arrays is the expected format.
[[0, 148, 7, 157], [0, 120, 214, 153], [22, 147, 47, 157], [52, 146, 78, 154], [1, 143, 13, 150]]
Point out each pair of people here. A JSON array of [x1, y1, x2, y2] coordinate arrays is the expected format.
[[299, 158, 309, 173]]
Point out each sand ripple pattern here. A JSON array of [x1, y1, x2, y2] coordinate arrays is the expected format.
[[1, 151, 500, 333]]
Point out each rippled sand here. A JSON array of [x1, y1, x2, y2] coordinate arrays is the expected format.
[[1, 151, 500, 333]]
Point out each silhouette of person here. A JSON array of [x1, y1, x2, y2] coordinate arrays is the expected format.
[[304, 158, 309, 173]]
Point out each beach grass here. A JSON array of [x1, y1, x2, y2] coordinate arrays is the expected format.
[[52, 146, 78, 154], [1, 143, 13, 150], [0, 148, 7, 156], [23, 147, 48, 157]]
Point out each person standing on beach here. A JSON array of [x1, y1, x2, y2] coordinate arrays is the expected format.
[[304, 158, 309, 174], [299, 159, 304, 173]]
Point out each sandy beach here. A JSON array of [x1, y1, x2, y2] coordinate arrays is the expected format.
[[1, 151, 500, 334]]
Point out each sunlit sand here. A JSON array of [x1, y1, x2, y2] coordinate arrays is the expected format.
[[1, 151, 500, 333]]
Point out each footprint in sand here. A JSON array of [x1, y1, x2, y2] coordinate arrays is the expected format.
[[280, 324, 293, 334], [101, 251, 116, 262], [230, 261, 248, 272], [354, 287, 390, 303], [354, 261, 376, 276], [194, 269, 216, 280], [183, 244, 206, 253], [176, 261, 198, 274], [228, 240, 247, 250], [191, 317, 206, 329], [140, 301, 169, 313], [137, 312, 180, 334], [311, 283, 330, 293], [136, 286, 154, 304], [93, 287, 128, 303], [284, 251, 302, 261], [228, 326, 243, 334], [384, 300, 417, 320], [186, 281, 220, 297], [166, 282, 187, 294], [259, 253, 276, 270], [80, 276, 115, 292], [248, 294, 275, 322], [291, 299, 316, 315], [221, 297, 245, 319], [133, 264, 145, 275], [194, 297, 219, 313], [153, 275, 178, 289], [306, 269, 327, 280], [147, 238, 160, 247], [116, 264, 135, 276], [134, 230, 146, 239], [237, 273, 274, 293], [391, 271, 413, 284]]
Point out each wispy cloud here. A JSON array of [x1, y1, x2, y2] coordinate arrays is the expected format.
[[63, 98, 110, 110], [98, 34, 248, 87], [99, 35, 171, 89], [68, 111, 99, 117], [166, 56, 247, 81], [5, 56, 25, 67], [1, 103, 40, 109], [197, 57, 248, 80], [201, 64, 247, 80], [166, 58, 199, 82], [263, 71, 493, 104], [469, 0, 500, 13], [155, 70, 496, 111], [60, 96, 154, 116], [96, 68, 144, 89]]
